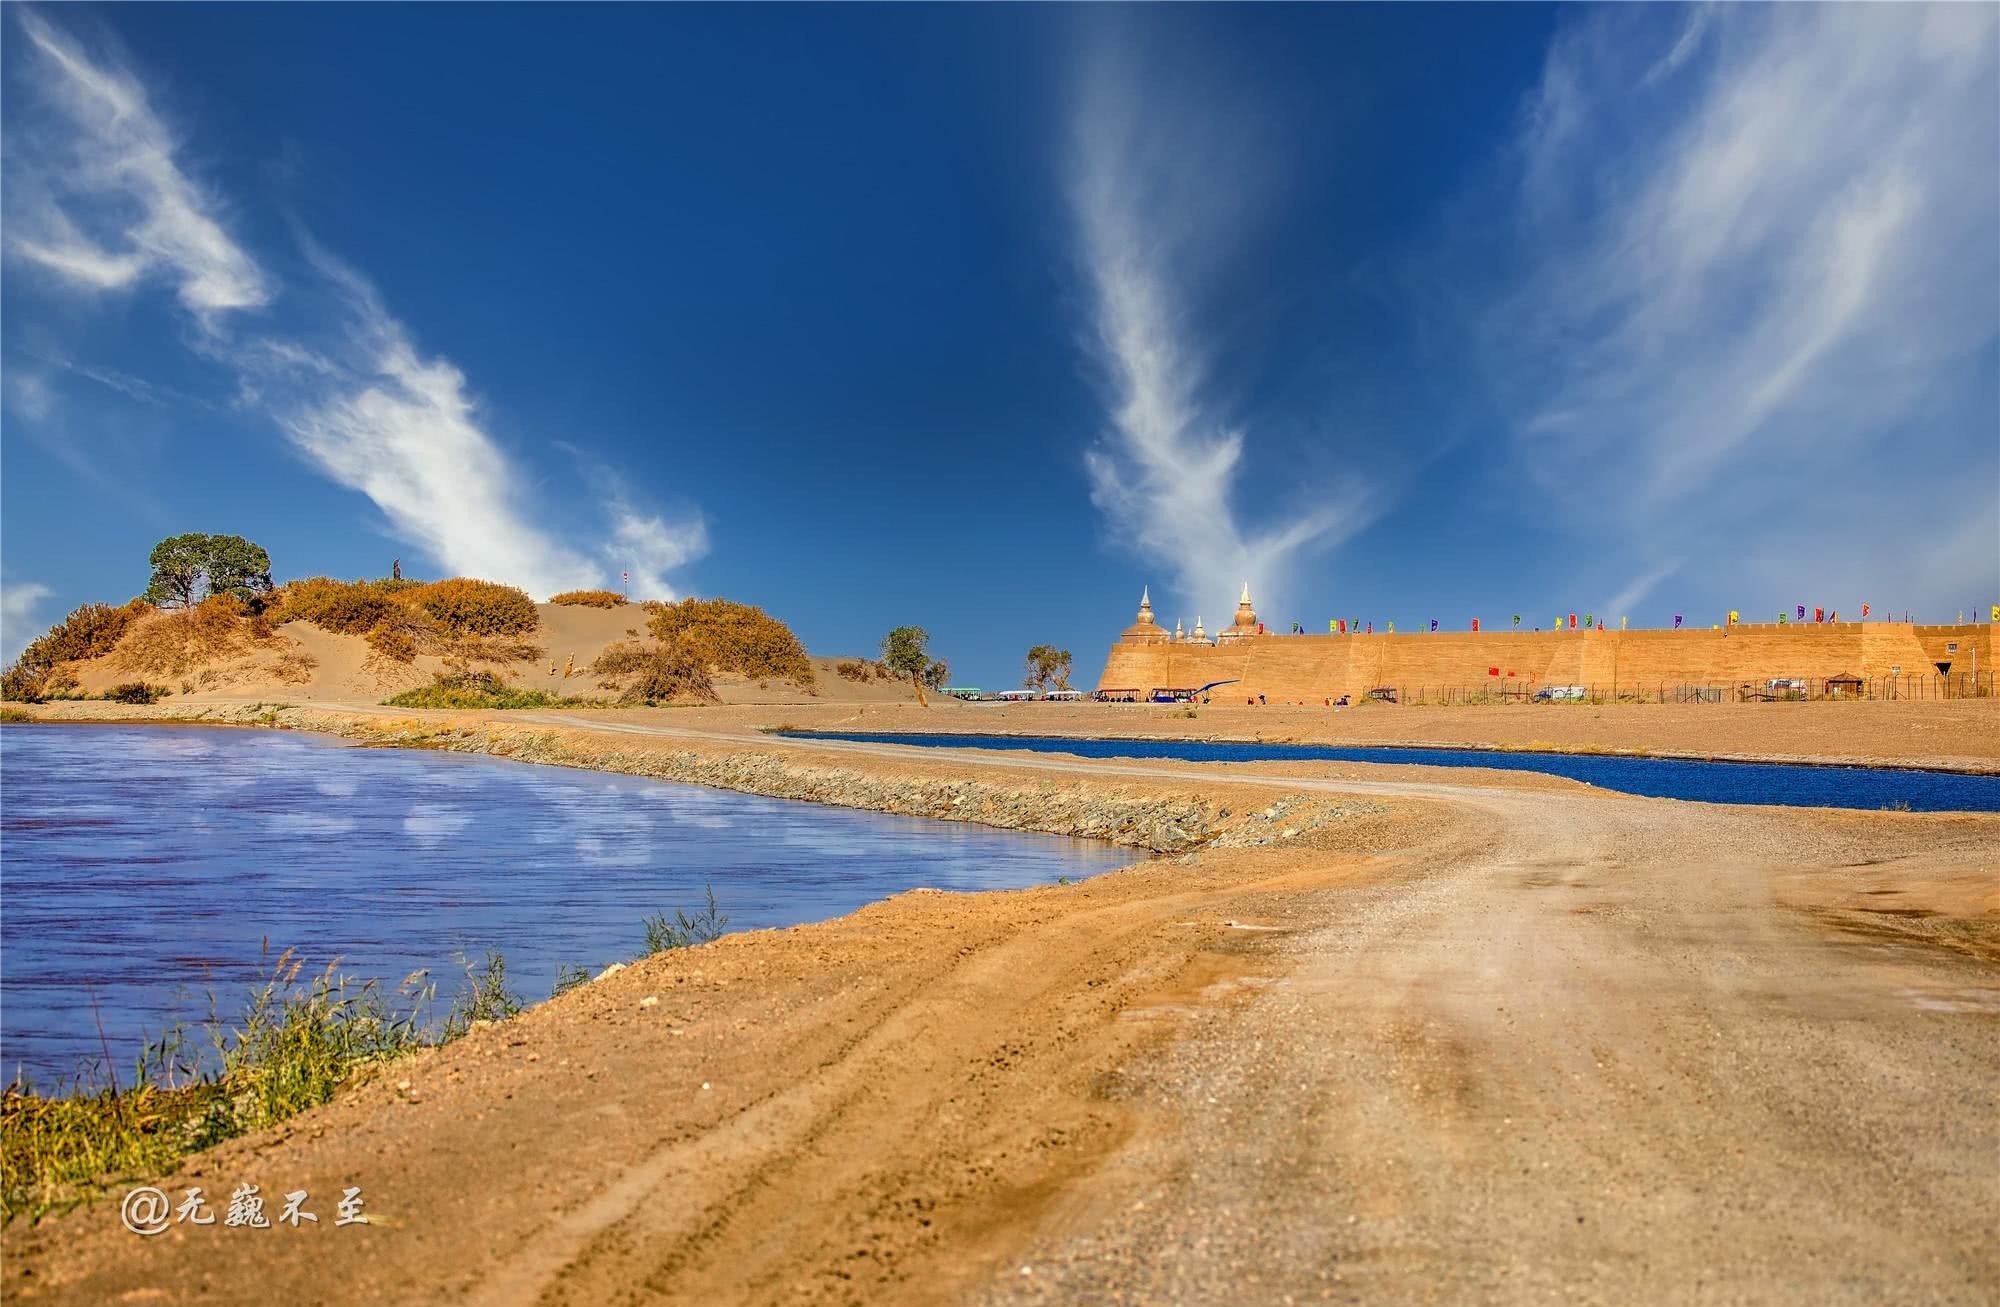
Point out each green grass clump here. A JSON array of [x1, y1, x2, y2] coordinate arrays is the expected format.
[[642, 885, 730, 953], [551, 963, 593, 998], [2, 950, 437, 1221], [104, 682, 170, 705], [384, 669, 596, 710], [4, 885, 738, 1218], [441, 951, 523, 1038]]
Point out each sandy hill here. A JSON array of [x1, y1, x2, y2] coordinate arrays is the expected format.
[[50, 601, 935, 708]]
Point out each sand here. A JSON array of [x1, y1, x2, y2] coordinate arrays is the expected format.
[[4, 701, 1997, 1304]]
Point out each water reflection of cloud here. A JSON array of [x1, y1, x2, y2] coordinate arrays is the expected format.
[[268, 812, 358, 837], [403, 804, 474, 844], [574, 835, 651, 868], [315, 778, 359, 798]]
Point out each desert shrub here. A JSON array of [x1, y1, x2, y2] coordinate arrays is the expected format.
[[365, 624, 418, 663], [592, 639, 715, 704], [0, 666, 44, 703], [1, 599, 153, 700], [269, 649, 319, 684], [589, 639, 653, 678], [105, 682, 169, 704], [115, 598, 263, 678], [834, 659, 885, 683], [268, 577, 400, 635], [409, 579, 539, 637], [445, 635, 543, 665], [645, 598, 811, 686], [548, 589, 627, 608]]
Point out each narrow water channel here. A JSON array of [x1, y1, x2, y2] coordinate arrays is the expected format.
[[780, 730, 2000, 813]]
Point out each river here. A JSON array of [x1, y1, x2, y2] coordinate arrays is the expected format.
[[0, 724, 1133, 1087]]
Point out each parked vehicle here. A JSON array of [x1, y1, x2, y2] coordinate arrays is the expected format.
[[1742, 678, 1808, 702]]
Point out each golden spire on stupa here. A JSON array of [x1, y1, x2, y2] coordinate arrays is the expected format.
[[1119, 585, 1169, 644]]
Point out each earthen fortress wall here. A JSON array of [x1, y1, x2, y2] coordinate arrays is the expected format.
[[1095, 621, 1994, 700]]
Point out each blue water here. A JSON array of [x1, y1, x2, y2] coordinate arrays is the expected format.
[[781, 731, 2000, 814], [0, 725, 1132, 1087]]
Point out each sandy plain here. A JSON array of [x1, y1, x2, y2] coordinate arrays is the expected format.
[[5, 693, 1997, 1304]]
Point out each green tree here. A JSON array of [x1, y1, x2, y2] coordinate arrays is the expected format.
[[1023, 645, 1072, 693], [143, 533, 274, 609], [922, 657, 950, 692], [881, 625, 935, 707]]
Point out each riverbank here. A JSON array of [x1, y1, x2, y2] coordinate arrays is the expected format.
[[5, 701, 1998, 1303], [29, 692, 1998, 771]]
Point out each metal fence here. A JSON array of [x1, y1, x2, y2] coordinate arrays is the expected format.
[[1348, 672, 1997, 706]]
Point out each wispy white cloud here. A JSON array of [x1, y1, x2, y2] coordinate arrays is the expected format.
[[4, 9, 706, 601], [1, 582, 56, 663], [1067, 37, 1375, 621], [259, 247, 608, 597], [604, 496, 708, 602], [1480, 4, 1998, 612], [6, 9, 269, 316]]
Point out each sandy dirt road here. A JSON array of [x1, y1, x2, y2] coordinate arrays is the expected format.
[[7, 721, 1998, 1305]]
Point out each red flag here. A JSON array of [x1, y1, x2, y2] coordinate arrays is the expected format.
[[1488, 666, 1499, 677], [1814, 607, 1824, 623], [1861, 603, 1870, 618], [1471, 617, 1480, 632]]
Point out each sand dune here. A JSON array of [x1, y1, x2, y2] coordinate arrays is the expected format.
[[54, 602, 937, 707]]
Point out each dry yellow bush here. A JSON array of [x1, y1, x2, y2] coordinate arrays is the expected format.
[[644, 598, 812, 686], [409, 579, 539, 637], [267, 578, 400, 634], [115, 597, 270, 678], [548, 589, 627, 608], [590, 639, 714, 703], [270, 649, 319, 685], [2, 599, 152, 700]]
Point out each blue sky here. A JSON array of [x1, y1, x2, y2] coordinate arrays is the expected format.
[[4, 4, 1996, 682]]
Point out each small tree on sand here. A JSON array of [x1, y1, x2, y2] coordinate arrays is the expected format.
[[881, 625, 935, 707], [1023, 645, 1072, 693], [144, 533, 274, 609]]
